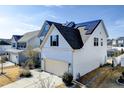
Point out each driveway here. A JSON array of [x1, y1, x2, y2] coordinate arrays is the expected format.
[[2, 69, 65, 88]]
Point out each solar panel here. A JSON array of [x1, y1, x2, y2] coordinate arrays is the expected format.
[[76, 20, 101, 35]]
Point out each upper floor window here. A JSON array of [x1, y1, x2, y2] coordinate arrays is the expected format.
[[94, 38, 99, 46], [45, 24, 49, 32], [101, 39, 103, 46], [50, 35, 59, 46], [17, 42, 26, 49], [41, 23, 50, 36]]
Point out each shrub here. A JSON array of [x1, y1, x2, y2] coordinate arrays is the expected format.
[[62, 72, 73, 86], [20, 69, 32, 78], [121, 49, 124, 54], [122, 72, 124, 77], [25, 59, 35, 69]]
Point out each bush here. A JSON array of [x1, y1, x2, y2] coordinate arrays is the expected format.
[[122, 72, 124, 77], [121, 49, 124, 54], [20, 69, 32, 78], [25, 59, 35, 69], [62, 72, 73, 86]]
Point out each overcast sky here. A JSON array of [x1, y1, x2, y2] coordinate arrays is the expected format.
[[0, 5, 124, 39]]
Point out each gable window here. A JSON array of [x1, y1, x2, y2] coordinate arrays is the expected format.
[[94, 38, 99, 46], [50, 35, 59, 46], [101, 39, 103, 46]]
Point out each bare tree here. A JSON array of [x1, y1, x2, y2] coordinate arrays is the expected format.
[[0, 56, 6, 74], [24, 46, 39, 69], [34, 74, 56, 88]]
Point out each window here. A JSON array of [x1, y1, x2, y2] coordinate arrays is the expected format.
[[40, 39, 43, 44], [45, 24, 49, 32], [12, 43, 16, 47], [17, 42, 26, 49], [94, 38, 99, 46], [41, 23, 50, 36], [50, 35, 59, 46], [101, 39, 103, 46]]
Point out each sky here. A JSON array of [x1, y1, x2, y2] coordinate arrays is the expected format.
[[0, 5, 124, 39]]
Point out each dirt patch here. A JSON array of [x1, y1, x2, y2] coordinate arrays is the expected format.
[[0, 66, 20, 87]]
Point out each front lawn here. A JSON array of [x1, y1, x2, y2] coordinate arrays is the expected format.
[[79, 65, 124, 88], [0, 66, 20, 87]]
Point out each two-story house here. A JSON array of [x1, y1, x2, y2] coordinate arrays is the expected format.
[[40, 20, 108, 79], [117, 37, 124, 47], [11, 35, 23, 49], [7, 30, 41, 64], [17, 30, 40, 50]]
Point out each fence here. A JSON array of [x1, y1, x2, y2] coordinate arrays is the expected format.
[[107, 54, 124, 67]]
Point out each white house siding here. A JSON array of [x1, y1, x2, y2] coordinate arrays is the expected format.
[[41, 27, 73, 73], [27, 37, 40, 49], [73, 22, 107, 79], [0, 45, 11, 55], [9, 53, 19, 64]]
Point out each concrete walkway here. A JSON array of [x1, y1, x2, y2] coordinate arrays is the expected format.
[[2, 69, 64, 88]]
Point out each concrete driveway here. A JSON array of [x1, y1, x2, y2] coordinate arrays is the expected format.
[[2, 69, 64, 88]]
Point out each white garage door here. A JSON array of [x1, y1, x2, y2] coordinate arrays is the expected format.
[[44, 59, 69, 77], [10, 53, 18, 64]]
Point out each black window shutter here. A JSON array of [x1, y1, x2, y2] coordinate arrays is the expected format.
[[56, 35, 59, 46], [50, 36, 52, 46]]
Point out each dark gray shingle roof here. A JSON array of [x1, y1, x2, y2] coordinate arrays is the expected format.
[[54, 23, 83, 49], [13, 35, 23, 41]]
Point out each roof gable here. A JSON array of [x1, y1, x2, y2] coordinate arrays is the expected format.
[[40, 19, 108, 50], [13, 35, 23, 41], [54, 23, 83, 49], [18, 30, 40, 42]]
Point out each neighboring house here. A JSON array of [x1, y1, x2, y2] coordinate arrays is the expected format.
[[107, 37, 124, 47], [11, 35, 23, 49], [40, 20, 108, 79], [117, 37, 124, 47], [0, 39, 11, 55], [107, 37, 124, 53], [17, 31, 40, 50], [7, 30, 41, 64]]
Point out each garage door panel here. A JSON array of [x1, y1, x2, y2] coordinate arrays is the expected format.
[[10, 53, 18, 64], [45, 59, 68, 76]]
